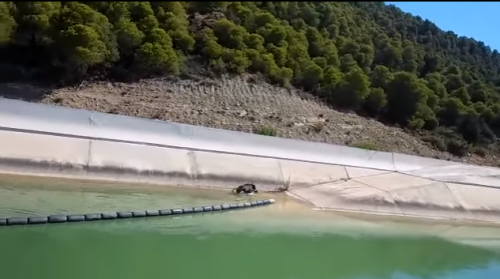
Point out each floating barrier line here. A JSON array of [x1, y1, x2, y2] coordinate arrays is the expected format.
[[0, 199, 276, 227]]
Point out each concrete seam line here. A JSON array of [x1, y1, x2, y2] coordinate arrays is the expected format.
[[0, 126, 391, 173], [400, 171, 500, 190], [277, 160, 286, 188], [85, 140, 93, 170], [391, 152, 396, 171], [0, 199, 276, 227]]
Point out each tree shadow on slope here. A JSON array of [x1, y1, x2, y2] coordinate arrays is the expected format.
[[0, 82, 53, 102]]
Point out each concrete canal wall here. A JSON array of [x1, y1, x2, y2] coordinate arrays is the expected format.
[[1, 98, 500, 223]]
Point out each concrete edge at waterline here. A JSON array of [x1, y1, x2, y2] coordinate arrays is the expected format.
[[1, 98, 500, 224]]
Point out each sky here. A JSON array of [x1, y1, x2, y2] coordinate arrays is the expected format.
[[385, 2, 500, 51]]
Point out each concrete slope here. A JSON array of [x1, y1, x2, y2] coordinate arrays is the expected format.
[[1, 98, 500, 224], [289, 171, 500, 223]]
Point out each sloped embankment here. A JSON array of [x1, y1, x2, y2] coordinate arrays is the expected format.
[[1, 76, 497, 166]]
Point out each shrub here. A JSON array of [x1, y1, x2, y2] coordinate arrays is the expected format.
[[254, 125, 277, 136]]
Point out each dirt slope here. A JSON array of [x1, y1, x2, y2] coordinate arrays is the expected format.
[[1, 76, 498, 166]]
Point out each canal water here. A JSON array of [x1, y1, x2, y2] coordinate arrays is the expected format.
[[0, 174, 499, 279]]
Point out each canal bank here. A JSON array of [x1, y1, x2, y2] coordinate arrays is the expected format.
[[1, 173, 500, 245], [1, 175, 500, 279], [1, 99, 500, 224]]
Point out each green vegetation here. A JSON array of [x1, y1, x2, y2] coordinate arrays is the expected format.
[[254, 125, 278, 137], [2, 2, 500, 157], [352, 142, 379, 151]]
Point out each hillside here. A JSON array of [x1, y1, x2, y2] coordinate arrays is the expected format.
[[1, 2, 500, 166]]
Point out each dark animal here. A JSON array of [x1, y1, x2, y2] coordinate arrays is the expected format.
[[232, 183, 258, 194]]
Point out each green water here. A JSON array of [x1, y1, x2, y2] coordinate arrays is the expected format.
[[0, 176, 500, 279]]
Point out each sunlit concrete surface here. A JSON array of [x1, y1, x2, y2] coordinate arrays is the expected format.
[[1, 98, 500, 224], [289, 171, 500, 223]]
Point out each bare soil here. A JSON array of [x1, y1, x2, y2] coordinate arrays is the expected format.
[[1, 74, 498, 166]]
